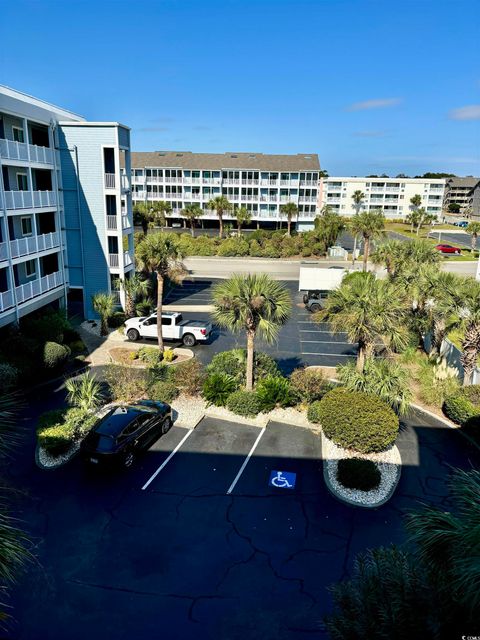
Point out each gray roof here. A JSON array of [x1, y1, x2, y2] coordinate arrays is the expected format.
[[446, 177, 480, 189], [129, 151, 320, 171]]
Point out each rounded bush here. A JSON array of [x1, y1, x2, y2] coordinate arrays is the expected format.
[[313, 388, 399, 453], [137, 346, 163, 367], [226, 390, 262, 417], [149, 380, 179, 404], [0, 363, 19, 389], [43, 341, 70, 369], [217, 238, 250, 257], [290, 368, 330, 404], [256, 375, 292, 411], [307, 400, 323, 424], [163, 348, 175, 363], [443, 394, 478, 425], [202, 373, 237, 406], [337, 458, 381, 491]]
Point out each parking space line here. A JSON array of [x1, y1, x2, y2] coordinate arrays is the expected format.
[[141, 429, 194, 490], [301, 352, 355, 357], [300, 339, 352, 345], [226, 426, 267, 495], [299, 329, 344, 334]]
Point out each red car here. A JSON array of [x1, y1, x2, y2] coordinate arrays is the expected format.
[[435, 244, 461, 255]]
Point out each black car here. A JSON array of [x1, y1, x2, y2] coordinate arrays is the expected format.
[[81, 401, 173, 469]]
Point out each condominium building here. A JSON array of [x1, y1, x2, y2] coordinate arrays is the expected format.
[[128, 151, 320, 230], [0, 85, 134, 327], [319, 177, 446, 219], [443, 177, 480, 218]]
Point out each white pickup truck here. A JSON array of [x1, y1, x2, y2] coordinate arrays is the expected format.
[[124, 312, 212, 347]]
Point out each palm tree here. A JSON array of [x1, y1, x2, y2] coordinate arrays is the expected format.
[[350, 190, 365, 265], [92, 292, 115, 336], [370, 239, 404, 276], [422, 270, 459, 356], [115, 273, 149, 318], [234, 207, 252, 235], [133, 202, 153, 234], [467, 221, 480, 251], [65, 371, 104, 412], [135, 233, 185, 352], [317, 273, 409, 372], [280, 202, 298, 236], [349, 210, 386, 272], [314, 206, 345, 250], [182, 203, 203, 237], [211, 274, 291, 390], [450, 278, 480, 385], [407, 194, 423, 234], [207, 195, 232, 238], [150, 201, 172, 229]]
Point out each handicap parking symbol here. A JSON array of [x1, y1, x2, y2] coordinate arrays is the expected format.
[[269, 470, 296, 490]]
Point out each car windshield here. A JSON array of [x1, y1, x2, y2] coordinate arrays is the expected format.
[[86, 432, 115, 453]]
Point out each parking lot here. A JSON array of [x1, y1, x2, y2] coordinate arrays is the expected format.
[[163, 279, 357, 372]]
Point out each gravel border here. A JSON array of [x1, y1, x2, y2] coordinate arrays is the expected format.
[[171, 395, 206, 429], [321, 432, 401, 508]]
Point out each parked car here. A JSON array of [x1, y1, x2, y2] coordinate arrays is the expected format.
[[303, 290, 330, 313], [81, 401, 173, 469], [435, 244, 461, 255], [453, 220, 468, 228], [124, 311, 212, 347]]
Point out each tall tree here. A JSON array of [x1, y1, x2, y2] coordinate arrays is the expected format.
[[135, 233, 185, 352], [207, 195, 232, 239], [370, 239, 404, 276], [450, 278, 480, 385], [150, 201, 172, 229], [115, 274, 149, 318], [133, 202, 153, 234], [467, 221, 480, 251], [211, 274, 291, 390], [92, 292, 115, 336], [234, 207, 252, 235], [182, 203, 203, 237], [350, 190, 365, 266], [349, 210, 386, 271], [407, 194, 424, 234], [316, 273, 409, 371], [280, 202, 299, 236], [314, 206, 345, 250]]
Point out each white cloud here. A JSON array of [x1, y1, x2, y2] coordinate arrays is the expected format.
[[449, 105, 480, 121], [347, 98, 402, 111]]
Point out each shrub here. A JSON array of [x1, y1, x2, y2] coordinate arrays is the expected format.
[[22, 308, 71, 344], [248, 239, 263, 257], [301, 247, 312, 257], [462, 385, 480, 405], [0, 363, 19, 390], [206, 349, 279, 386], [443, 395, 477, 425], [163, 348, 175, 363], [202, 373, 237, 406], [256, 375, 292, 411], [137, 346, 163, 367], [415, 360, 459, 408], [312, 388, 399, 453], [217, 238, 250, 257], [104, 364, 150, 402], [172, 359, 204, 395], [108, 311, 126, 328], [226, 390, 262, 417], [149, 380, 179, 404], [63, 327, 81, 343], [136, 299, 154, 316], [43, 341, 70, 369], [36, 409, 73, 455], [336, 458, 381, 491], [307, 400, 323, 424], [290, 368, 330, 404], [68, 339, 86, 354]]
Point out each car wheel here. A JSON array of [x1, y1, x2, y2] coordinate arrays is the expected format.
[[127, 328, 140, 341], [124, 451, 135, 468], [455, 250, 460, 255], [310, 303, 321, 313], [182, 333, 196, 347], [302, 294, 308, 304], [161, 417, 172, 435]]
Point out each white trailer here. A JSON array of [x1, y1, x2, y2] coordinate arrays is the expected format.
[[298, 265, 347, 292]]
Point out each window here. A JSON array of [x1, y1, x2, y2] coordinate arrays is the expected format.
[[12, 126, 24, 143], [17, 173, 28, 191], [21, 217, 33, 236], [25, 259, 36, 277], [161, 317, 172, 326]]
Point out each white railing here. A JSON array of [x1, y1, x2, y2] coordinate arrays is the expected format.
[[107, 215, 117, 230], [202, 178, 221, 185], [15, 270, 63, 305], [190, 178, 201, 184], [146, 176, 163, 183], [10, 231, 59, 258], [122, 215, 131, 229], [4, 190, 56, 210], [121, 174, 130, 191], [0, 242, 7, 262], [326, 197, 341, 204], [105, 173, 116, 189], [164, 177, 183, 183], [29, 144, 54, 164], [228, 194, 240, 201], [241, 179, 259, 185], [124, 251, 133, 267], [223, 179, 240, 185], [0, 289, 14, 312], [0, 138, 28, 161], [109, 253, 119, 268], [300, 180, 317, 187], [385, 187, 400, 192], [190, 193, 201, 200], [371, 187, 386, 192], [300, 196, 317, 203]]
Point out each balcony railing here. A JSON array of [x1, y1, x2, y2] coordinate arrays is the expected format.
[[241, 179, 259, 185], [10, 231, 60, 259], [121, 174, 130, 191], [107, 215, 117, 230], [0, 242, 7, 262], [122, 215, 131, 229], [124, 251, 133, 267], [164, 177, 183, 184], [202, 178, 221, 185], [0, 138, 54, 164], [223, 179, 240, 185], [109, 254, 119, 268], [0, 289, 14, 313], [105, 173, 116, 189], [4, 190, 56, 210], [15, 270, 63, 305], [300, 180, 317, 187], [299, 196, 317, 203]]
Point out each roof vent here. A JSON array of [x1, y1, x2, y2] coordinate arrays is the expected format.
[[230, 154, 238, 158], [158, 152, 166, 156], [304, 155, 312, 159], [176, 153, 183, 157], [248, 154, 256, 158]]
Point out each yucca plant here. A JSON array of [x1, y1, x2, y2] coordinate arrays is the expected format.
[[91, 292, 115, 336], [65, 371, 104, 412]]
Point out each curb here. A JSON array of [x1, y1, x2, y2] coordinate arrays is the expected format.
[[35, 443, 79, 470]]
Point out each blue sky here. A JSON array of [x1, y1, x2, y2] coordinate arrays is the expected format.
[[1, 0, 479, 176]]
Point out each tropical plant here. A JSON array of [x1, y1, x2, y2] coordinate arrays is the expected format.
[[182, 203, 203, 237], [280, 202, 298, 236], [226, 390, 262, 417], [115, 274, 149, 318], [206, 349, 279, 386], [133, 202, 154, 234], [135, 233, 185, 352], [350, 190, 365, 265], [211, 275, 291, 390], [255, 375, 292, 411], [289, 367, 330, 404], [449, 278, 480, 385], [314, 206, 345, 250], [202, 373, 237, 406], [408, 192, 423, 230], [92, 292, 115, 336], [150, 201, 172, 228], [349, 210, 386, 271], [370, 239, 404, 275], [337, 357, 412, 415], [466, 221, 480, 251], [65, 372, 103, 412], [207, 195, 232, 238], [316, 273, 409, 371], [234, 207, 252, 235]]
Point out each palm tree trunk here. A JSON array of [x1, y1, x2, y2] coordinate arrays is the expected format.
[[287, 216, 291, 236], [352, 235, 357, 266], [246, 330, 255, 391], [432, 318, 446, 356], [471, 234, 476, 251], [237, 221, 241, 237], [218, 213, 223, 239], [363, 236, 370, 272], [356, 343, 366, 372], [100, 316, 108, 336], [460, 326, 480, 386], [126, 293, 135, 319], [156, 272, 164, 353], [191, 222, 195, 238]]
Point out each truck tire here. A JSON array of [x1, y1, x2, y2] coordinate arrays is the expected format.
[[182, 333, 196, 347], [127, 328, 140, 341], [302, 293, 308, 304], [309, 303, 321, 313]]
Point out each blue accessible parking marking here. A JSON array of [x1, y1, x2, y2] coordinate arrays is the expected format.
[[269, 470, 297, 490]]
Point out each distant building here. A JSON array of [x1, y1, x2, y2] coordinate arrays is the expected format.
[[319, 177, 445, 219], [443, 177, 480, 219], [127, 151, 320, 230], [0, 86, 134, 327]]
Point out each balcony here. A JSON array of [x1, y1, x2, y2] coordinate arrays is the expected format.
[[260, 180, 279, 186], [202, 178, 221, 185], [223, 179, 240, 185], [107, 215, 117, 230], [241, 179, 259, 185], [299, 196, 317, 203], [385, 187, 400, 192], [189, 193, 201, 200], [0, 138, 54, 165], [109, 254, 119, 268], [122, 215, 131, 229], [4, 190, 56, 210], [0, 289, 14, 313], [326, 197, 341, 204], [15, 270, 63, 305], [300, 180, 317, 187], [105, 173, 116, 189], [10, 231, 60, 259], [371, 187, 386, 193], [164, 177, 183, 184], [124, 251, 133, 267]]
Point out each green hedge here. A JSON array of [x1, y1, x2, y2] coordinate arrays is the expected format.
[[226, 390, 262, 417], [311, 388, 399, 453], [290, 368, 331, 404], [43, 341, 71, 369], [36, 408, 97, 455], [337, 458, 381, 491], [149, 380, 179, 404], [443, 386, 480, 426]]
